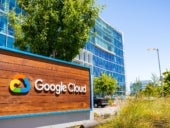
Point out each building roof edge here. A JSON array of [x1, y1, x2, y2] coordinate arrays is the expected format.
[[98, 16, 122, 35]]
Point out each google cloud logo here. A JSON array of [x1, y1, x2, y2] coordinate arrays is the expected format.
[[9, 74, 31, 93]]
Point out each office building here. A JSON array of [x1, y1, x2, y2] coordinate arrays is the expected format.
[[0, 1, 126, 94], [73, 18, 126, 94], [0, 0, 19, 48]]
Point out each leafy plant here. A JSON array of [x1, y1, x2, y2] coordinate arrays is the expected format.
[[8, 0, 102, 61], [162, 70, 170, 96], [93, 73, 117, 97], [142, 83, 159, 97]]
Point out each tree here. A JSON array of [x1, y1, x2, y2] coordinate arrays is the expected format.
[[162, 70, 170, 96], [9, 0, 101, 61], [142, 83, 158, 97], [93, 73, 117, 97]]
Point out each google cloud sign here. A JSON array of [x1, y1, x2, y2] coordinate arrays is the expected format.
[[10, 74, 31, 93], [9, 74, 87, 95]]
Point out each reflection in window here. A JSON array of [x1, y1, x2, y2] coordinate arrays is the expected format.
[[8, 25, 13, 35], [9, 0, 15, 10], [0, 14, 7, 33], [0, 0, 6, 11]]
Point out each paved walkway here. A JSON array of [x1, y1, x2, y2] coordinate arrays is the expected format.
[[82, 105, 121, 128], [93, 105, 120, 116]]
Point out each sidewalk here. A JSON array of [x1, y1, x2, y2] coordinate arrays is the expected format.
[[93, 105, 120, 116], [82, 105, 120, 128]]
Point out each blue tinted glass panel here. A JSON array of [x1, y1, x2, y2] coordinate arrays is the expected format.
[[0, 34, 5, 46], [7, 36, 14, 48], [15, 4, 21, 14], [9, 0, 15, 10], [8, 25, 14, 36], [0, 14, 7, 33], [114, 39, 123, 49], [0, 0, 6, 11], [113, 30, 122, 42]]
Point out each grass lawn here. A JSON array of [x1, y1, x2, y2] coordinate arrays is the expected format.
[[91, 97, 170, 128]]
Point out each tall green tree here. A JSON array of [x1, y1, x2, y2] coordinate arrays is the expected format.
[[9, 0, 101, 61], [93, 73, 117, 97]]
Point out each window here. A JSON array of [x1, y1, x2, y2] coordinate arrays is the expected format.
[[0, 34, 5, 46], [0, 0, 6, 11], [8, 25, 13, 36], [79, 51, 83, 61], [84, 52, 86, 61], [88, 54, 92, 63], [15, 4, 21, 14], [7, 37, 14, 48], [0, 14, 7, 33], [9, 0, 15, 10]]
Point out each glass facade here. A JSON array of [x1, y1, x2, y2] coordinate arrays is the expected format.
[[0, 1, 126, 94], [74, 18, 126, 94], [0, 0, 17, 48]]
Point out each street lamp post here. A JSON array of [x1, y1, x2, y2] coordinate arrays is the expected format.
[[147, 48, 164, 97]]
